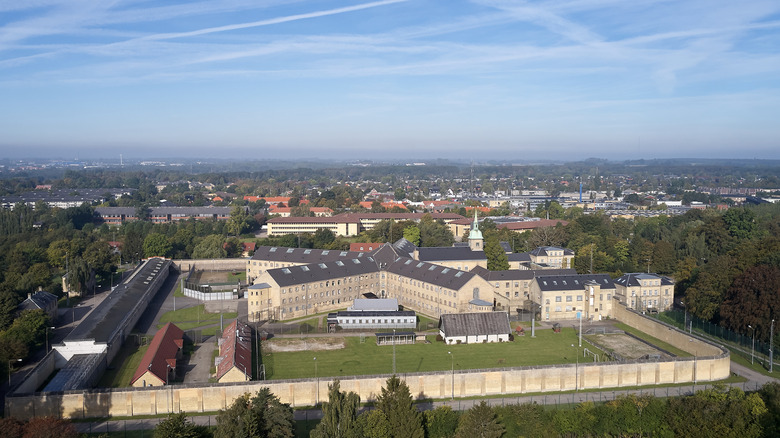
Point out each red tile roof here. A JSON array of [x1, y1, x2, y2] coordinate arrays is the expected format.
[[131, 323, 183, 386], [216, 320, 252, 381], [349, 243, 382, 252]]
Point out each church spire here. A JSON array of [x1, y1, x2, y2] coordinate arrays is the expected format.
[[468, 208, 483, 250]]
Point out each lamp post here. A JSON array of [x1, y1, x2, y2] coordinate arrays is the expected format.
[[748, 325, 756, 365], [45, 326, 55, 352], [314, 357, 318, 405], [392, 328, 396, 374], [448, 351, 454, 400], [8, 358, 22, 385], [572, 344, 579, 391], [166, 363, 172, 413], [771, 319, 775, 373]]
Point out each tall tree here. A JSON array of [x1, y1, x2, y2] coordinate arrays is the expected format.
[[214, 389, 294, 438], [154, 413, 209, 438], [143, 233, 173, 258], [424, 406, 459, 438], [311, 380, 361, 438], [454, 401, 505, 438], [375, 375, 424, 438], [484, 234, 509, 271]]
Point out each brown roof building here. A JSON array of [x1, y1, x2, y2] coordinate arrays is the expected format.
[[130, 323, 184, 387]]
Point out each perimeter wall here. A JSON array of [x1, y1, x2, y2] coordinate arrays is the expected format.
[[6, 303, 730, 420]]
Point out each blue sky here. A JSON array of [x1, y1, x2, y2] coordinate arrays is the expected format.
[[1, 0, 779, 160]]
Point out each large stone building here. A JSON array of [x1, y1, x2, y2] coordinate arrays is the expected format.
[[266, 212, 465, 237], [613, 273, 675, 313], [247, 215, 598, 322], [531, 274, 617, 322]]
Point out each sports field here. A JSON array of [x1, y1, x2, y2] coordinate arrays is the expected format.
[[261, 327, 602, 380]]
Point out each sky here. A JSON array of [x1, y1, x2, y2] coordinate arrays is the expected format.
[[1, 0, 779, 161]]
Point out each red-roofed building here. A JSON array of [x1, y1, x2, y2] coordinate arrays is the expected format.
[[349, 242, 382, 252], [242, 242, 257, 256], [359, 201, 408, 210], [130, 323, 184, 387], [215, 320, 252, 383], [268, 206, 333, 217], [497, 219, 569, 231]]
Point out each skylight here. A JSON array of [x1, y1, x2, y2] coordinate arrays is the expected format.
[[304, 249, 312, 254], [301, 266, 309, 271], [282, 268, 291, 274], [442, 268, 450, 274], [335, 261, 344, 266], [322, 250, 329, 255], [319, 263, 327, 269], [270, 247, 277, 252], [286, 248, 294, 253], [340, 251, 348, 256], [455, 272, 464, 277]]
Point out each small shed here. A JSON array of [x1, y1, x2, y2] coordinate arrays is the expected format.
[[439, 312, 511, 345], [376, 331, 416, 346]]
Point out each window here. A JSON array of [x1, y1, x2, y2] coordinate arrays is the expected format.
[[576, 295, 583, 301], [566, 296, 572, 302], [555, 306, 562, 312], [555, 296, 562, 302]]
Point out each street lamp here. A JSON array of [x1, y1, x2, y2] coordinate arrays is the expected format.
[[392, 328, 396, 374], [45, 326, 55, 352], [748, 325, 756, 365], [314, 357, 318, 405], [8, 358, 22, 385], [448, 351, 454, 400], [771, 319, 775, 373], [571, 344, 579, 391]]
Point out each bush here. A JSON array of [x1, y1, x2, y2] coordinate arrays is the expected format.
[[435, 334, 444, 342]]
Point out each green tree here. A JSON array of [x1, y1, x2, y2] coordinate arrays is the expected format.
[[313, 229, 336, 249], [375, 375, 424, 438], [214, 389, 294, 438], [403, 226, 421, 247], [312, 380, 361, 438], [143, 233, 173, 258], [357, 409, 391, 438], [423, 406, 459, 438], [484, 234, 509, 271], [123, 228, 144, 263], [191, 234, 227, 259], [454, 401, 504, 438], [154, 413, 209, 438], [228, 206, 251, 236], [83, 241, 115, 278]]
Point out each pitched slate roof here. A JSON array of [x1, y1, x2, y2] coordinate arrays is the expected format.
[[416, 246, 487, 262], [131, 322, 183, 386], [439, 312, 510, 337], [507, 252, 532, 262], [614, 273, 675, 287], [386, 257, 475, 290], [471, 266, 577, 281], [216, 320, 252, 381], [529, 246, 575, 256], [251, 246, 366, 264], [18, 290, 58, 313], [265, 257, 380, 287], [391, 238, 417, 257], [535, 274, 616, 291]]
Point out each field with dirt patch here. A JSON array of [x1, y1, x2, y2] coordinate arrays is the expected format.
[[264, 337, 346, 352], [588, 333, 670, 360], [189, 270, 244, 285]]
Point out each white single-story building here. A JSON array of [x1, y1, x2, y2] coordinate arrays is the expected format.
[[439, 312, 511, 344]]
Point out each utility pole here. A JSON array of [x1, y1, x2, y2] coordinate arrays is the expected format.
[[771, 319, 775, 373]]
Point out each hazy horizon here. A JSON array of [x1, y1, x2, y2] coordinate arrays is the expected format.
[[2, 1, 779, 160]]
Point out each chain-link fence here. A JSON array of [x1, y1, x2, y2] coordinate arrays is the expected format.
[[656, 310, 775, 366]]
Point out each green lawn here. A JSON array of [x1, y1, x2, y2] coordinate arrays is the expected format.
[[158, 305, 237, 325], [100, 343, 150, 388], [262, 327, 600, 380], [227, 271, 246, 283]]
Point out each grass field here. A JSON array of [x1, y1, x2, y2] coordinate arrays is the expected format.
[[158, 305, 237, 327], [262, 327, 600, 380], [100, 343, 149, 388]]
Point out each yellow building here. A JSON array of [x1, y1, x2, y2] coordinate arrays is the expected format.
[[613, 273, 675, 313], [530, 274, 616, 321]]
